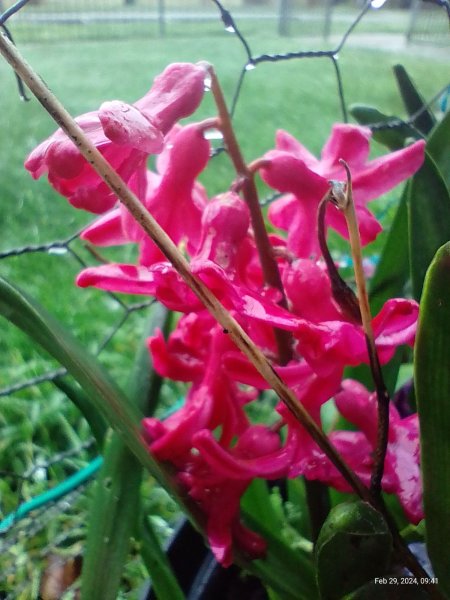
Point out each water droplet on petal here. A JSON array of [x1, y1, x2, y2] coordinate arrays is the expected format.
[[204, 128, 224, 141], [204, 75, 212, 91]]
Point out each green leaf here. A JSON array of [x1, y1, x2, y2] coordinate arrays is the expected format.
[[370, 190, 409, 315], [350, 104, 421, 150], [140, 517, 185, 600], [0, 276, 176, 495], [427, 110, 450, 192], [52, 377, 107, 448], [287, 478, 313, 540], [81, 306, 176, 600], [242, 479, 283, 536], [242, 510, 317, 600], [242, 481, 317, 598], [408, 153, 450, 300], [81, 434, 144, 599], [393, 64, 436, 136], [414, 242, 450, 597], [315, 501, 392, 600]]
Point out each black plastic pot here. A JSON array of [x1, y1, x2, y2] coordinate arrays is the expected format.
[[140, 518, 268, 600]]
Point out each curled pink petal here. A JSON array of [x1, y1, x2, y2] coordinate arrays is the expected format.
[[134, 62, 208, 134], [25, 63, 207, 214], [197, 192, 250, 271], [80, 208, 126, 246], [372, 298, 418, 351], [295, 320, 367, 376], [275, 129, 319, 169], [283, 259, 342, 321], [99, 101, 164, 153], [77, 263, 157, 295], [193, 428, 290, 480], [320, 124, 371, 174], [352, 139, 426, 203]]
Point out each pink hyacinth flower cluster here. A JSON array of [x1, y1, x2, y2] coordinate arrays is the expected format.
[[26, 63, 426, 567]]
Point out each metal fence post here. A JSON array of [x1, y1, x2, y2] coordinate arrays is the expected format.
[[323, 0, 334, 41], [158, 0, 166, 36], [278, 0, 290, 36]]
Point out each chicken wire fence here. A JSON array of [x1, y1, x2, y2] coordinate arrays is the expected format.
[[2, 0, 448, 44], [0, 0, 449, 597], [0, 0, 338, 42], [407, 0, 450, 44]]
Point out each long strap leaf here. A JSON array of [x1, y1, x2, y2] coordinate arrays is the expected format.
[[414, 242, 450, 597], [408, 153, 450, 301], [393, 64, 436, 136], [0, 276, 177, 497], [427, 110, 450, 192], [81, 306, 184, 600]]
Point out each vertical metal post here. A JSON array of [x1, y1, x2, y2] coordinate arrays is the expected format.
[[323, 0, 334, 41], [278, 0, 290, 36], [323, 0, 334, 40], [158, 0, 166, 36], [406, 0, 421, 43]]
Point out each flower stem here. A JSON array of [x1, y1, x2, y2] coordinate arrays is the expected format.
[[317, 193, 361, 324], [329, 160, 390, 500], [209, 67, 293, 366], [210, 66, 334, 536]]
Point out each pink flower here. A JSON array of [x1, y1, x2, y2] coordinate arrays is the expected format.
[[261, 126, 425, 258], [143, 321, 288, 566], [143, 321, 252, 462], [81, 123, 211, 265], [294, 298, 418, 376], [25, 63, 207, 214], [296, 380, 423, 523], [178, 425, 286, 566], [282, 258, 343, 322]]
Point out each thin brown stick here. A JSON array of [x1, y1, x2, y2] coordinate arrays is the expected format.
[[209, 68, 293, 365], [0, 31, 370, 503], [317, 192, 361, 324], [210, 67, 334, 537], [328, 165, 444, 595], [328, 161, 390, 500]]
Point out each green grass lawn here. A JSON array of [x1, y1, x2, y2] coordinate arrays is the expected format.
[[0, 11, 449, 596]]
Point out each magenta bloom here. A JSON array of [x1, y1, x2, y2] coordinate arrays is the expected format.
[[294, 298, 418, 376], [25, 63, 207, 214], [143, 322, 288, 566], [298, 380, 423, 523], [81, 123, 211, 265], [178, 425, 286, 566], [76, 192, 275, 315], [261, 126, 425, 258]]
